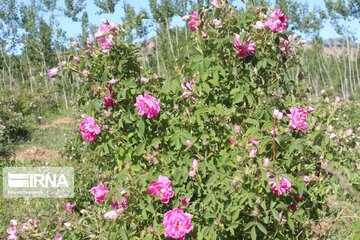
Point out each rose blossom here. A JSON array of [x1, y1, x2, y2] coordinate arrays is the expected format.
[[104, 211, 118, 221], [94, 22, 117, 53], [288, 202, 298, 212], [181, 197, 190, 206], [135, 94, 161, 119], [287, 107, 308, 131], [73, 56, 80, 63], [186, 140, 193, 148], [139, 77, 149, 84], [188, 11, 200, 32], [273, 109, 283, 120], [89, 182, 109, 203], [7, 235, 17, 240], [103, 87, 115, 109], [234, 34, 256, 58], [79, 117, 101, 142], [163, 208, 193, 240], [254, 21, 265, 29], [265, 9, 287, 32], [327, 125, 334, 132], [10, 220, 17, 226], [82, 69, 90, 77], [211, 0, 221, 8], [7, 227, 17, 235], [269, 177, 291, 196], [48, 68, 58, 78], [66, 202, 74, 212], [181, 91, 191, 99], [54, 233, 62, 240], [147, 176, 174, 204], [263, 158, 270, 167], [213, 18, 222, 28], [278, 39, 293, 54]]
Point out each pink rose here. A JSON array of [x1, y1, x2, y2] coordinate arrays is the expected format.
[[273, 109, 283, 120], [265, 9, 287, 32], [95, 22, 117, 53], [263, 158, 270, 167], [288, 202, 298, 212], [187, 11, 200, 32], [104, 211, 118, 221], [234, 34, 256, 58], [82, 69, 90, 77], [79, 117, 101, 142], [211, 0, 221, 8], [147, 175, 174, 204], [7, 226, 17, 235], [185, 140, 193, 148], [73, 56, 80, 63], [254, 21, 265, 29], [89, 182, 109, 203], [10, 220, 17, 226], [287, 107, 308, 131], [180, 197, 190, 206], [181, 91, 191, 99], [54, 233, 62, 240], [139, 77, 149, 84], [7, 235, 17, 240], [213, 18, 222, 28], [135, 94, 161, 119], [163, 208, 193, 240], [66, 202, 74, 212], [269, 177, 291, 196], [48, 68, 58, 78], [278, 39, 293, 54]]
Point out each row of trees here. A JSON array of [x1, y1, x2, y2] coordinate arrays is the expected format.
[[0, 0, 359, 103]]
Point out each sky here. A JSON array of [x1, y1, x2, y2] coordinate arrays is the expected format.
[[54, 0, 360, 41]]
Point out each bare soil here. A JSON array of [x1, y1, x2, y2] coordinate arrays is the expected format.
[[14, 147, 59, 162]]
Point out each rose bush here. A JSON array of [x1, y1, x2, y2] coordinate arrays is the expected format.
[[54, 2, 360, 239]]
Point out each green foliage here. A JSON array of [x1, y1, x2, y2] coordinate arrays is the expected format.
[[59, 2, 360, 239]]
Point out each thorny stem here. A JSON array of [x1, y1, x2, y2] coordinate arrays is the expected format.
[[272, 117, 277, 161]]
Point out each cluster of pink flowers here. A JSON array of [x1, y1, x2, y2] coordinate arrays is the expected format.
[[6, 220, 17, 240], [54, 233, 62, 240], [187, 11, 201, 32], [147, 175, 174, 204], [211, 0, 221, 8], [181, 80, 195, 99], [188, 160, 199, 178], [48, 68, 58, 78], [163, 208, 193, 240], [79, 117, 101, 142], [103, 86, 116, 109], [135, 94, 161, 119], [287, 107, 308, 131], [89, 182, 109, 203], [278, 39, 293, 54], [94, 21, 118, 53], [269, 177, 292, 196], [234, 34, 256, 58], [265, 9, 287, 33], [66, 202, 74, 212]]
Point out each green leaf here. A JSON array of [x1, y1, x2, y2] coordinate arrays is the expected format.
[[288, 218, 295, 232], [244, 221, 255, 231], [256, 222, 268, 235], [134, 142, 146, 156], [251, 226, 257, 240], [119, 226, 129, 240]]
